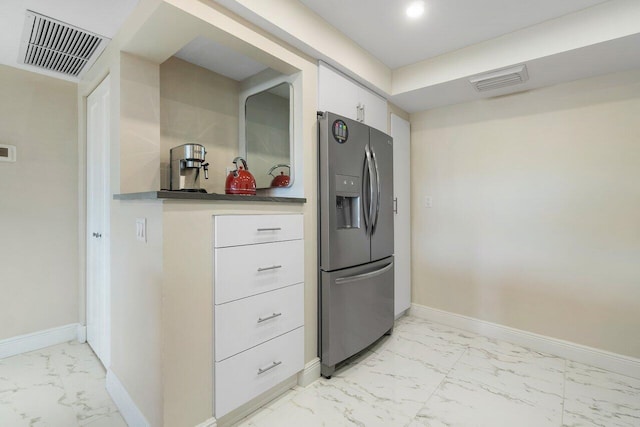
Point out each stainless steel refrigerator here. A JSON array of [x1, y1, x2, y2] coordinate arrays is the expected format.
[[318, 111, 394, 378]]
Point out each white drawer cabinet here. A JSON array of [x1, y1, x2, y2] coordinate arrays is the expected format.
[[213, 214, 304, 418], [214, 327, 304, 417], [214, 214, 303, 248], [214, 283, 303, 362], [214, 239, 304, 304]]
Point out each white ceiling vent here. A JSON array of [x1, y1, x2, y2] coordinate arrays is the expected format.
[[469, 65, 529, 92], [18, 11, 109, 79]]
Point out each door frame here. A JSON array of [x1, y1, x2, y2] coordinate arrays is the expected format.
[[85, 74, 111, 368]]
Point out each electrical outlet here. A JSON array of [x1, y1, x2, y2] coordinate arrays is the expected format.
[[135, 218, 147, 242], [424, 196, 433, 208]]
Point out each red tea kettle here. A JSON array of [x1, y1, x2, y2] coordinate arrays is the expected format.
[[225, 157, 256, 195], [268, 164, 291, 188]]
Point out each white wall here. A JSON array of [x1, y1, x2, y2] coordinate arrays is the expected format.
[[410, 69, 640, 359], [0, 65, 79, 340]]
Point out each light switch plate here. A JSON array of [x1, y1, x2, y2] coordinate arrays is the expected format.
[[135, 218, 147, 242]]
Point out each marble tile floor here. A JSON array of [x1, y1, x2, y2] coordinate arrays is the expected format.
[[0, 341, 126, 427], [235, 315, 640, 427], [1, 316, 638, 427]]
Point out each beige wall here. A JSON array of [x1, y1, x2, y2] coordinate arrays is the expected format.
[[120, 53, 162, 193], [0, 65, 79, 340], [410, 69, 640, 359], [160, 57, 240, 193], [110, 201, 164, 426]]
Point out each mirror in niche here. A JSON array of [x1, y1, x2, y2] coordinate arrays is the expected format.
[[245, 82, 292, 189]]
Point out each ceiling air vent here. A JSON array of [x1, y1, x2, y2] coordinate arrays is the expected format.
[[469, 65, 529, 92], [18, 11, 109, 79]]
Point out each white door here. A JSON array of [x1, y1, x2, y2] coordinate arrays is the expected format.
[[86, 76, 111, 367], [391, 114, 411, 317]]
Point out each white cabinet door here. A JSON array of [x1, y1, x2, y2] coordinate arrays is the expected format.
[[318, 62, 388, 132], [86, 75, 111, 367], [358, 86, 387, 133], [318, 62, 358, 121], [391, 114, 411, 317]]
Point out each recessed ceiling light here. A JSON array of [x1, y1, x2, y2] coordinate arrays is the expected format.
[[406, 1, 425, 19]]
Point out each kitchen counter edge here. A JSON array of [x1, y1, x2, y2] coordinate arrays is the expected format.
[[113, 191, 307, 203]]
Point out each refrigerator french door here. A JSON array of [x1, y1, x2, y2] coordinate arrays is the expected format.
[[318, 111, 394, 378]]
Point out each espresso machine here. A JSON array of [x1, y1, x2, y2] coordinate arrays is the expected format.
[[169, 143, 209, 192]]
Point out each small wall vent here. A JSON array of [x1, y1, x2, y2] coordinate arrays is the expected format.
[[469, 65, 529, 92], [18, 11, 109, 79]]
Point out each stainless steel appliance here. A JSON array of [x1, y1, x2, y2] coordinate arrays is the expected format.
[[170, 143, 209, 192], [318, 111, 394, 378]]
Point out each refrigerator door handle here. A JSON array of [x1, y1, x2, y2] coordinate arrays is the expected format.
[[363, 144, 375, 236], [334, 261, 394, 285], [370, 147, 382, 233], [362, 150, 370, 234]]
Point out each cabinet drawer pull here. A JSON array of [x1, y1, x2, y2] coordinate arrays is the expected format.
[[257, 312, 282, 323], [257, 227, 282, 232], [257, 360, 282, 375], [257, 265, 282, 272]]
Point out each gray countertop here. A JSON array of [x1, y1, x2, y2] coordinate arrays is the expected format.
[[113, 190, 306, 203]]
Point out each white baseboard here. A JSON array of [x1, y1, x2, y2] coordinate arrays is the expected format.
[[395, 308, 409, 320], [0, 323, 83, 359], [410, 303, 640, 380], [217, 376, 296, 427], [195, 417, 217, 427], [297, 357, 321, 387], [106, 370, 150, 427]]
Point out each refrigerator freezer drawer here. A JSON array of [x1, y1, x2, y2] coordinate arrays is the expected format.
[[320, 257, 394, 370]]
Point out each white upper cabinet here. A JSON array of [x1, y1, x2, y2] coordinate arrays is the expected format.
[[318, 62, 358, 120], [318, 62, 388, 133], [357, 83, 388, 132]]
